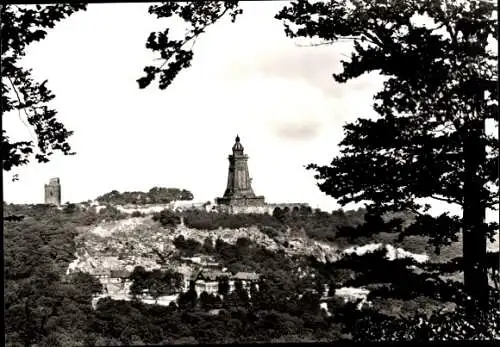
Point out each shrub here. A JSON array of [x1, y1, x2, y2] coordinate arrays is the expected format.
[[173, 236, 202, 257], [63, 203, 78, 214], [98, 205, 127, 221], [351, 302, 500, 341], [96, 187, 194, 205], [259, 226, 281, 239], [131, 210, 144, 218], [153, 209, 181, 228], [183, 210, 218, 230]]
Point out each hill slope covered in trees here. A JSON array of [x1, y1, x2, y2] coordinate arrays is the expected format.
[[4, 200, 499, 345]]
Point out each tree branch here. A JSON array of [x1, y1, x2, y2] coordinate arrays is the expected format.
[[6, 76, 38, 144], [294, 40, 336, 47], [155, 4, 233, 70], [430, 194, 462, 206]]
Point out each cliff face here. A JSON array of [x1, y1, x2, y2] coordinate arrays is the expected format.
[[68, 214, 346, 279], [69, 217, 172, 274]]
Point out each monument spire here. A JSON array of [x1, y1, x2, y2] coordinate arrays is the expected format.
[[232, 134, 244, 154], [216, 135, 265, 207]]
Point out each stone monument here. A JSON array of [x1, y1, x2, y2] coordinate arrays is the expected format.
[[216, 135, 265, 207], [44, 177, 61, 206]]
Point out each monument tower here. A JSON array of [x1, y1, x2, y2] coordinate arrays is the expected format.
[[44, 177, 61, 206], [216, 135, 265, 207]]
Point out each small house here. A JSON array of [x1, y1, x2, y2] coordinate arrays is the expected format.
[[193, 269, 230, 296]]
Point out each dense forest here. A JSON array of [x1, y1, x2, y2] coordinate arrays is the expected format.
[[4, 203, 499, 345]]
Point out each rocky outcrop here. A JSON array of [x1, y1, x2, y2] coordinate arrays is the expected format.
[[69, 214, 434, 281], [343, 243, 429, 263], [66, 210, 442, 310]]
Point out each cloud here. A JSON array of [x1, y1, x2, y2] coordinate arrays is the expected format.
[[274, 121, 321, 141]]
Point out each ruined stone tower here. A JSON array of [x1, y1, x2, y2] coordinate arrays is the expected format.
[[216, 135, 265, 207], [44, 178, 61, 206]]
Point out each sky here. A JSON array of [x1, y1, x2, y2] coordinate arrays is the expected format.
[[2, 2, 498, 222]]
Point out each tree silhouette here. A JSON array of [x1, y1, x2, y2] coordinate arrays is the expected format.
[[218, 276, 230, 297], [286, 0, 498, 311], [1, 4, 87, 172]]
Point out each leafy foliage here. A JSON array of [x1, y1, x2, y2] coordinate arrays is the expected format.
[[177, 281, 198, 310], [130, 267, 184, 299], [97, 205, 128, 221], [211, 237, 303, 282], [152, 208, 182, 228], [350, 303, 500, 341], [173, 235, 202, 257], [276, 0, 498, 308], [287, 0, 498, 226], [186, 209, 287, 231], [138, 2, 243, 89], [4, 203, 101, 347], [96, 187, 194, 205], [131, 210, 145, 218], [1, 4, 86, 172], [158, 206, 418, 249]]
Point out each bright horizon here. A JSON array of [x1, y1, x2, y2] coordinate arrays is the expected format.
[[2, 3, 498, 223]]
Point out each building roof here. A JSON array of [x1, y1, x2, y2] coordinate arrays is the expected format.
[[205, 262, 220, 268], [233, 272, 260, 281], [198, 270, 229, 281]]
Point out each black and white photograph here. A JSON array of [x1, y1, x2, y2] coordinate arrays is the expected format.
[[2, 1, 499, 345]]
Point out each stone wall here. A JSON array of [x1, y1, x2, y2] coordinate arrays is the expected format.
[[215, 196, 266, 207], [88, 200, 310, 216], [212, 202, 310, 215], [115, 203, 173, 214], [267, 203, 311, 212]]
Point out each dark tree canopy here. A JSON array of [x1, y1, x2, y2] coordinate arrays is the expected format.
[[278, 0, 498, 223], [1, 4, 87, 173], [96, 187, 194, 205], [278, 0, 498, 308]]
